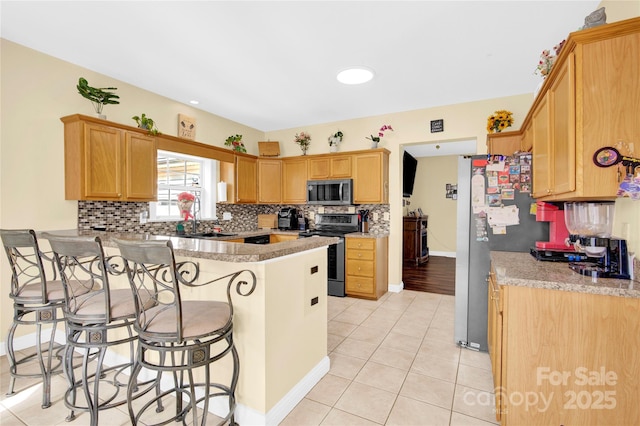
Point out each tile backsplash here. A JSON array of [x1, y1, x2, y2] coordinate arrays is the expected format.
[[78, 201, 390, 235]]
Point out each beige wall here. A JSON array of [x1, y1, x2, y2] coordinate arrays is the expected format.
[[0, 39, 264, 339], [1, 1, 638, 337], [406, 156, 459, 255]]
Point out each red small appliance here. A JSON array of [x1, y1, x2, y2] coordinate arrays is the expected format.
[[534, 201, 571, 250], [530, 202, 587, 262]]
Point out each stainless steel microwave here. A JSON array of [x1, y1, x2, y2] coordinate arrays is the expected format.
[[307, 179, 353, 205]]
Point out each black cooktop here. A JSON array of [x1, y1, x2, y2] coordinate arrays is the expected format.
[[299, 213, 359, 237]]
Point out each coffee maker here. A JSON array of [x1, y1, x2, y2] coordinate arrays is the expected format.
[[278, 207, 298, 230], [564, 202, 630, 279], [530, 202, 585, 262]]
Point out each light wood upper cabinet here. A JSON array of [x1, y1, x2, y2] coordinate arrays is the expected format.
[[220, 155, 257, 204], [353, 150, 389, 204], [486, 132, 522, 155], [308, 155, 352, 179], [532, 54, 576, 199], [282, 157, 308, 204], [531, 94, 551, 198], [529, 18, 639, 201], [61, 115, 157, 201], [257, 159, 282, 204], [125, 132, 158, 200]]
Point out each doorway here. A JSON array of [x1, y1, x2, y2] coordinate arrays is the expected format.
[[401, 139, 476, 295]]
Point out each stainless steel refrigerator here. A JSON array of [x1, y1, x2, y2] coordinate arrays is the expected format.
[[454, 154, 548, 352]]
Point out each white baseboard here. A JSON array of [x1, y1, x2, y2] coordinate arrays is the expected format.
[[429, 251, 456, 258], [388, 281, 404, 293], [1, 329, 330, 426], [0, 327, 66, 357]]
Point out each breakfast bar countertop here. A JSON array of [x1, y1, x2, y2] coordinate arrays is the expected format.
[[42, 229, 338, 263], [490, 251, 639, 299]]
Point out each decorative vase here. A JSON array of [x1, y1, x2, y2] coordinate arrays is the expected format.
[[330, 145, 338, 153], [371, 141, 379, 149], [534, 80, 544, 99], [300, 146, 308, 155]]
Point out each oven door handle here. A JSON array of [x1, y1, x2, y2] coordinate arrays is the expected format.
[[339, 182, 343, 201]]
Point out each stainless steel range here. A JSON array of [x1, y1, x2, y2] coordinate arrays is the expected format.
[[298, 213, 359, 297]]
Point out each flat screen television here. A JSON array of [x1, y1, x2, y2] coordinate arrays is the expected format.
[[403, 151, 418, 198]]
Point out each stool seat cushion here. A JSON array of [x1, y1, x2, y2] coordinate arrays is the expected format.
[[68, 288, 151, 323], [12, 279, 95, 304], [141, 300, 231, 340]]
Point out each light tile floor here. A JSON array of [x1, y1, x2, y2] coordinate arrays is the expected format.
[[0, 290, 498, 425], [281, 291, 499, 426]]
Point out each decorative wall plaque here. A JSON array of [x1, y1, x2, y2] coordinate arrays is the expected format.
[[430, 119, 444, 133], [178, 114, 196, 140]]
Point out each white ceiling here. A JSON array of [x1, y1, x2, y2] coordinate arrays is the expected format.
[[1, 1, 600, 132]]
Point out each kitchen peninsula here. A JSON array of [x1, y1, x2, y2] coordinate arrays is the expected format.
[[42, 230, 338, 425], [489, 251, 640, 425]]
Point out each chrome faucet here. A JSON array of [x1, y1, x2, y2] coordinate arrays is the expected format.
[[192, 195, 201, 234]]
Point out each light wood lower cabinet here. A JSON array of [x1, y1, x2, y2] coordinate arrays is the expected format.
[[269, 234, 298, 243], [345, 236, 388, 300], [487, 272, 504, 422], [489, 273, 640, 424]]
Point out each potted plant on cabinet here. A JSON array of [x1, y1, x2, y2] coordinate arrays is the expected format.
[[132, 113, 160, 135], [328, 131, 343, 152], [225, 134, 247, 153], [76, 77, 120, 119]]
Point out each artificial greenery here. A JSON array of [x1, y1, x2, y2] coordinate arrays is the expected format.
[[76, 77, 120, 115], [225, 134, 247, 153], [132, 113, 160, 135]]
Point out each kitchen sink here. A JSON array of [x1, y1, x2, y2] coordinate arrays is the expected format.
[[177, 232, 238, 239]]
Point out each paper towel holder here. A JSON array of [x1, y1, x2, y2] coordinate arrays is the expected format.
[[217, 181, 228, 203]]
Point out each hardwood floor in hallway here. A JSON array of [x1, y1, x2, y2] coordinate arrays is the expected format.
[[402, 256, 456, 296]]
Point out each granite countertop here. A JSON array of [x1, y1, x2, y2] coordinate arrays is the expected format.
[[491, 251, 639, 299], [41, 229, 337, 263]]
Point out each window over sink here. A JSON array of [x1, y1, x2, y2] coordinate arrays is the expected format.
[[149, 150, 220, 221]]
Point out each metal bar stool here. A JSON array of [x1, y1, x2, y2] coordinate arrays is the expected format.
[[0, 229, 75, 408], [114, 238, 256, 426], [45, 234, 154, 426]]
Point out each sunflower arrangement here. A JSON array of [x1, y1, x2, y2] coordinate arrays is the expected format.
[[486, 110, 514, 133]]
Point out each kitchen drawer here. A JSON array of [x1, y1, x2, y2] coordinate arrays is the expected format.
[[346, 249, 374, 261], [347, 259, 374, 277], [346, 238, 375, 251], [346, 275, 374, 294]]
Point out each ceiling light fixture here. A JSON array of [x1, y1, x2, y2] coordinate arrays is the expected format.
[[337, 67, 375, 85], [189, 100, 199, 105]]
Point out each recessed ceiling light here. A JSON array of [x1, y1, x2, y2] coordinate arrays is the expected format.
[[337, 67, 375, 85], [189, 100, 199, 105]]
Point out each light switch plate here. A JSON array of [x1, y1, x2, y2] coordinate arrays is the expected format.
[[383, 212, 390, 221], [348, 206, 355, 213], [318, 206, 325, 214], [223, 212, 232, 220], [373, 212, 379, 221]]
